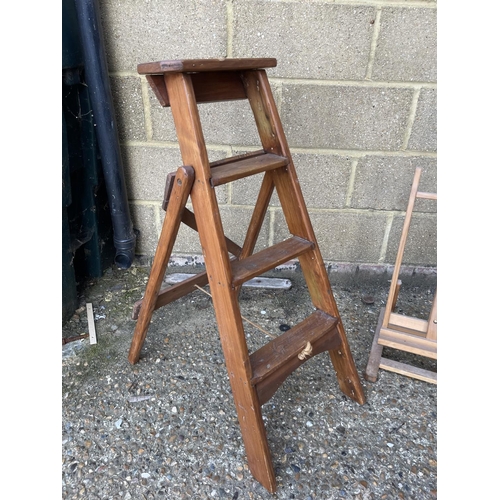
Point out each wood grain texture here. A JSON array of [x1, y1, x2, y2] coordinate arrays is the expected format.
[[164, 72, 276, 493], [379, 358, 437, 384], [138, 58, 277, 75], [250, 311, 341, 404], [210, 152, 288, 186], [383, 168, 422, 329], [231, 236, 314, 287], [131, 60, 371, 491], [243, 69, 366, 405], [128, 166, 195, 364], [363, 308, 385, 382]]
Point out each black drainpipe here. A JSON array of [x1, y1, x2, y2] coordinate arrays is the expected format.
[[74, 0, 136, 269]]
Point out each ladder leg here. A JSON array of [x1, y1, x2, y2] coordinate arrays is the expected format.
[[128, 166, 194, 364], [164, 72, 277, 492], [243, 69, 366, 404]]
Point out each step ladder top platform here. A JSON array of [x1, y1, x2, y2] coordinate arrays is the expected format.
[[138, 58, 278, 75]]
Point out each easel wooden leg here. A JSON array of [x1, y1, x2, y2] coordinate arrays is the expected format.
[[128, 166, 194, 364], [364, 308, 385, 382]]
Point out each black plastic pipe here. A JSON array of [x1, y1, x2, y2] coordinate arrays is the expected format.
[[74, 0, 136, 269]]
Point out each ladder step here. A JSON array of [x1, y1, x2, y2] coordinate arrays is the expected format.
[[250, 310, 341, 404], [210, 152, 288, 186], [231, 236, 314, 287]]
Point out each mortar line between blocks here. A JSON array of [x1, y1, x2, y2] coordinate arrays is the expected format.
[[401, 87, 422, 150], [264, 0, 435, 7], [365, 7, 382, 80], [379, 213, 395, 263], [268, 209, 275, 247], [268, 78, 436, 89], [124, 141, 437, 158], [154, 205, 162, 241], [227, 147, 234, 204], [345, 158, 360, 207], [140, 76, 154, 141], [226, 0, 234, 58]]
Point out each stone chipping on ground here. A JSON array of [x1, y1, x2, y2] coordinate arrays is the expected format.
[[62, 263, 437, 500]]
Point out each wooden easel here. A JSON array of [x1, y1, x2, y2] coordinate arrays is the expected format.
[[126, 58, 365, 493], [364, 167, 437, 384]]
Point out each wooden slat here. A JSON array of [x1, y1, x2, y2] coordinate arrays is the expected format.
[[211, 152, 288, 186], [138, 58, 277, 75], [388, 312, 428, 336], [416, 191, 437, 200], [190, 71, 247, 104], [209, 149, 265, 168], [148, 71, 248, 107], [250, 311, 340, 404], [379, 327, 437, 359], [131, 271, 209, 320], [231, 236, 314, 287], [379, 357, 437, 384]]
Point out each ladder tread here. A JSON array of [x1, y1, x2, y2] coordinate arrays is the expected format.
[[231, 236, 314, 287], [250, 310, 339, 385], [210, 152, 288, 186], [138, 58, 277, 75]]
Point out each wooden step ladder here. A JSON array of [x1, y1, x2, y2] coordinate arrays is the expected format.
[[364, 167, 437, 385], [127, 58, 366, 493]]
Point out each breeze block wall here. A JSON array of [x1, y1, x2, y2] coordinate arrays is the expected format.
[[99, 0, 437, 276]]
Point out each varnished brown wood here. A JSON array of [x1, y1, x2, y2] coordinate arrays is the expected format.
[[146, 75, 169, 107], [231, 236, 314, 287], [162, 171, 176, 210], [163, 71, 276, 492], [150, 71, 249, 107], [243, 69, 366, 405], [255, 325, 342, 404], [250, 311, 341, 404], [210, 152, 288, 186], [188, 71, 247, 104], [131, 271, 210, 320], [130, 59, 369, 492], [128, 166, 195, 364], [138, 58, 277, 75], [210, 149, 265, 168]]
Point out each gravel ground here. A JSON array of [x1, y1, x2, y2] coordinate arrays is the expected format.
[[62, 263, 437, 500]]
